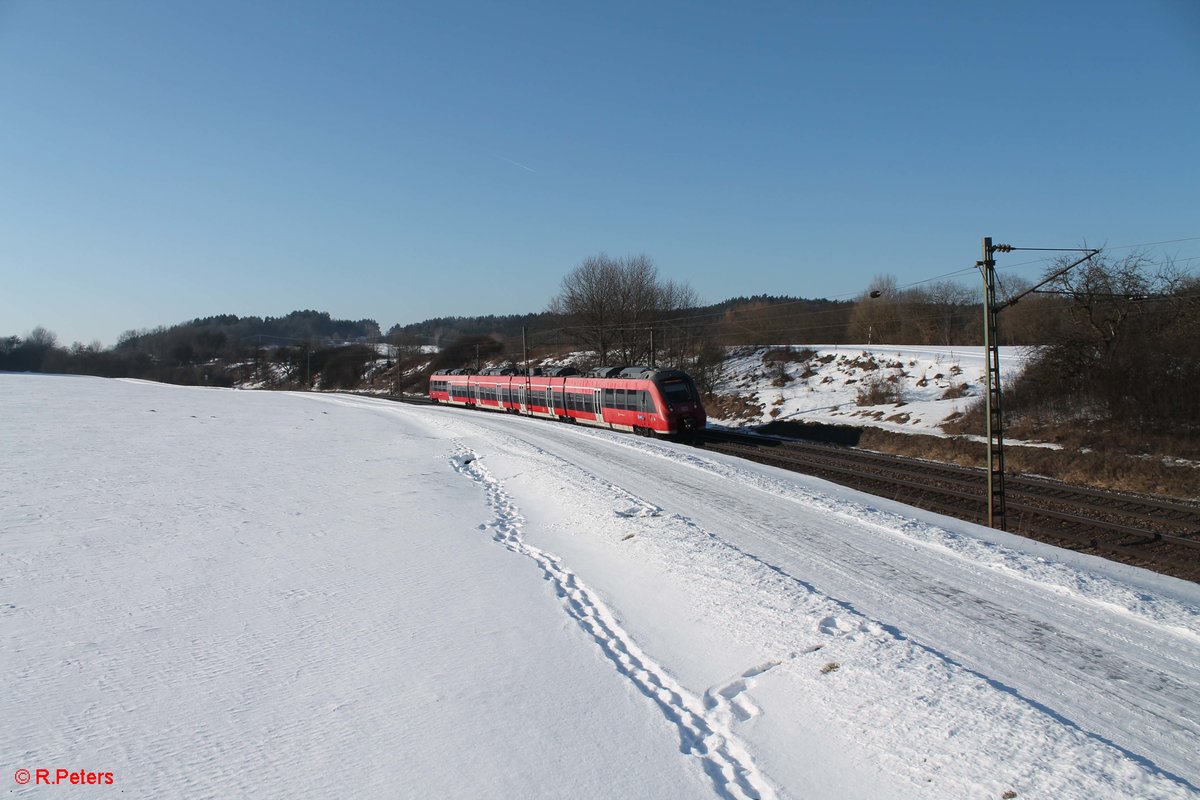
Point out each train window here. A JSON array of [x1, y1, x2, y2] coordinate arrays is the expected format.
[[553, 391, 564, 409], [603, 388, 614, 408], [662, 381, 693, 403]]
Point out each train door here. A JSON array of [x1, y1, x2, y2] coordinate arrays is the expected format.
[[593, 388, 603, 420]]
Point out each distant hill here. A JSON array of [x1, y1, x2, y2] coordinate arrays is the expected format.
[[386, 295, 856, 348], [118, 310, 381, 354]]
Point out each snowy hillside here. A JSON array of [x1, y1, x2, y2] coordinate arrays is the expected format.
[[709, 344, 1030, 435], [3, 374, 1199, 799]]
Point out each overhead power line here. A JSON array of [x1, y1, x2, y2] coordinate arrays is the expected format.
[[1109, 235, 1200, 250]]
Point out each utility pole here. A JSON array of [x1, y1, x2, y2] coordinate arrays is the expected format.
[[522, 327, 532, 413], [649, 329, 655, 368], [978, 238, 1007, 530], [393, 344, 402, 396], [976, 238, 1099, 531]]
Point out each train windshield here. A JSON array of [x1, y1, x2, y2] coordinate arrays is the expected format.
[[661, 379, 695, 403]]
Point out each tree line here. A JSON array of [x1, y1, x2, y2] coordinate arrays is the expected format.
[[5, 250, 1196, 436], [1, 311, 383, 387]]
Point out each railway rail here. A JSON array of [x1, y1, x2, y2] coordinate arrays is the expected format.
[[374, 393, 1200, 582]]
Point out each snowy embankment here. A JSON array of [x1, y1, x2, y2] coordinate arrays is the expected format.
[[3, 375, 1199, 799], [711, 344, 1031, 437]]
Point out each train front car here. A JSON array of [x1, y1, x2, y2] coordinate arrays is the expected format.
[[646, 368, 707, 436], [428, 365, 706, 440]]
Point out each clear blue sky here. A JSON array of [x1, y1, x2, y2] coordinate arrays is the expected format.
[[2, 0, 1197, 346]]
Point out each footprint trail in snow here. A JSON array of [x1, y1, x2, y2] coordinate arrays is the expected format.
[[450, 448, 777, 800]]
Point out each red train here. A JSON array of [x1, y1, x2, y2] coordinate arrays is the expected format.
[[428, 365, 707, 438]]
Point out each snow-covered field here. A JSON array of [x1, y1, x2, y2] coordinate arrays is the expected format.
[[711, 344, 1031, 436], [3, 374, 1199, 799]]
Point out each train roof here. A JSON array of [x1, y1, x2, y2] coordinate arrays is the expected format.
[[432, 366, 695, 381]]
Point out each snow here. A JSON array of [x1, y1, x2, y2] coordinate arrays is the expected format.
[[711, 344, 1033, 436], [4, 374, 1199, 799]]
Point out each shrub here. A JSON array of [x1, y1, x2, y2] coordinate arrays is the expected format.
[[856, 374, 904, 406], [762, 347, 816, 364], [703, 393, 765, 422]]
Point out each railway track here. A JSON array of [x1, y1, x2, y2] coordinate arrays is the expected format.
[[702, 428, 1200, 582], [373, 394, 1200, 581]]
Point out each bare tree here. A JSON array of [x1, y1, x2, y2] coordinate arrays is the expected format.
[[1009, 251, 1200, 430], [848, 275, 900, 343], [922, 280, 979, 346], [27, 326, 58, 349], [549, 253, 699, 366]]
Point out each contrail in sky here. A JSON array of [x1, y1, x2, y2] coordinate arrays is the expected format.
[[501, 157, 537, 173]]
